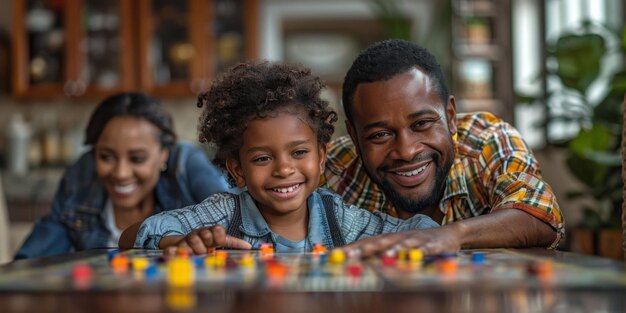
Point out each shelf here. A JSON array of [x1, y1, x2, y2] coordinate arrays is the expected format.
[[453, 42, 501, 60]]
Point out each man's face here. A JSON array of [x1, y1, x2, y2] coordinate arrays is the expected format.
[[347, 67, 457, 219]]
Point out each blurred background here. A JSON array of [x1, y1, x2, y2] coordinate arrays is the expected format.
[[0, 0, 624, 261]]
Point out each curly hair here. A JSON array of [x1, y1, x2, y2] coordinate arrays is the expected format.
[[342, 39, 449, 124], [197, 61, 337, 173]]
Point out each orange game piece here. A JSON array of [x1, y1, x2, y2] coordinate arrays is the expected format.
[[437, 259, 458, 274], [312, 243, 328, 254], [111, 254, 130, 272], [177, 247, 190, 258]]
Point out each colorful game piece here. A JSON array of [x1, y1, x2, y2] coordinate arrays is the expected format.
[[107, 250, 120, 262], [111, 254, 130, 272], [328, 249, 346, 264], [204, 256, 217, 268], [381, 254, 397, 267], [72, 263, 93, 289], [131, 257, 150, 272], [347, 263, 363, 278], [145, 264, 159, 279], [177, 247, 190, 258], [408, 249, 424, 263], [260, 243, 275, 256], [215, 251, 228, 267], [239, 253, 255, 267], [312, 243, 328, 254], [471, 252, 486, 265], [437, 259, 458, 274], [529, 260, 553, 279], [167, 257, 195, 288]]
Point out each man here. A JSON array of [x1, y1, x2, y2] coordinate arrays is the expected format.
[[323, 39, 564, 257]]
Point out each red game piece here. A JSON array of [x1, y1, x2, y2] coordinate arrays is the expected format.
[[72, 263, 93, 289], [381, 254, 396, 267], [347, 263, 363, 277]]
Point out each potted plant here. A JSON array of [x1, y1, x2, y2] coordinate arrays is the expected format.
[[543, 22, 626, 259]]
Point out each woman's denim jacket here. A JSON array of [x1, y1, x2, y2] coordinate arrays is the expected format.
[[14, 142, 232, 260]]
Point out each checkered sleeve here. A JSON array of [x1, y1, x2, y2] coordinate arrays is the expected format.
[[475, 116, 564, 248], [134, 192, 236, 249]]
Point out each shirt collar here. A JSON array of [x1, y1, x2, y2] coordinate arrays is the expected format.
[[237, 190, 331, 248]]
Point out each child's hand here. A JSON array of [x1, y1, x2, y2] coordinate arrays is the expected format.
[[161, 225, 252, 256]]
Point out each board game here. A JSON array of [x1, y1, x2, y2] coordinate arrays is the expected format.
[[1, 247, 625, 293]]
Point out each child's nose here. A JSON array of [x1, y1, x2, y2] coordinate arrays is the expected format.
[[272, 159, 296, 177]]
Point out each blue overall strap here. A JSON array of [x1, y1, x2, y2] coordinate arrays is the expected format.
[[320, 194, 346, 248]]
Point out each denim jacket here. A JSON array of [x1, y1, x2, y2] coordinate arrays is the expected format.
[[14, 142, 233, 260], [135, 188, 439, 252]]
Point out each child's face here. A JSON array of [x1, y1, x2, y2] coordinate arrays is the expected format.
[[226, 108, 326, 217]]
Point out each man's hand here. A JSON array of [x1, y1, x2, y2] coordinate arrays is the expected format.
[[341, 226, 462, 258], [160, 225, 252, 255], [341, 209, 558, 258]]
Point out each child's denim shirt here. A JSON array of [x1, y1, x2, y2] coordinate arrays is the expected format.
[[14, 142, 233, 260], [135, 188, 439, 252]]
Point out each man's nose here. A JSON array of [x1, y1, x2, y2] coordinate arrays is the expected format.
[[390, 131, 422, 161]]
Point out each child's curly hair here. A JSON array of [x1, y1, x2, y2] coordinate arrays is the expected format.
[[197, 61, 337, 174]]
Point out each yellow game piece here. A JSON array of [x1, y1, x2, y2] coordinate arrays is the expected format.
[[397, 249, 407, 261], [204, 256, 217, 267], [239, 253, 255, 267], [167, 257, 195, 288], [328, 249, 346, 264], [131, 257, 150, 272], [215, 251, 228, 267], [408, 249, 424, 262]]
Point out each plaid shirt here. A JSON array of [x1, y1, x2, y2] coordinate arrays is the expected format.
[[322, 112, 564, 248]]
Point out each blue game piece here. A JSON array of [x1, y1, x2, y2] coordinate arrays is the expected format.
[[319, 253, 328, 265], [107, 250, 120, 262], [145, 264, 159, 279], [193, 257, 205, 268], [471, 252, 486, 265]]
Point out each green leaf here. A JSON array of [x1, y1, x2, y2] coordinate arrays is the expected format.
[[553, 33, 606, 93]]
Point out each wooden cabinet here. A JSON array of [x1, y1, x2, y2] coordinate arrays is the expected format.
[[12, 0, 258, 99], [450, 0, 513, 123]]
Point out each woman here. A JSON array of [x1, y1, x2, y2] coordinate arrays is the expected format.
[[15, 92, 232, 259]]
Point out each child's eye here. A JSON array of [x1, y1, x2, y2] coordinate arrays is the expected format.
[[293, 149, 309, 158], [97, 153, 114, 162], [252, 156, 271, 163]]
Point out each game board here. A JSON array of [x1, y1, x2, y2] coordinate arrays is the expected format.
[[1, 248, 625, 293]]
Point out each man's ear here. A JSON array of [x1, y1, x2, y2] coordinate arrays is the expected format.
[[226, 158, 246, 188], [446, 96, 458, 136]]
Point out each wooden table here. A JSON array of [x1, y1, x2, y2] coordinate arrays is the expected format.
[[0, 248, 624, 313]]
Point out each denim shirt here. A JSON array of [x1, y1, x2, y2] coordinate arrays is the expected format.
[[135, 188, 439, 252], [14, 142, 233, 260]]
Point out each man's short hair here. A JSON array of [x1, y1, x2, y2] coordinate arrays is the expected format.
[[342, 39, 449, 123]]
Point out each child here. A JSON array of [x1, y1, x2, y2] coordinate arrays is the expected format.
[[127, 61, 438, 254]]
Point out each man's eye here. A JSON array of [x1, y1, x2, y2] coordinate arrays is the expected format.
[[412, 119, 435, 129], [367, 131, 391, 141]]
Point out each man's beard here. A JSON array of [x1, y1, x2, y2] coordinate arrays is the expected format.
[[374, 150, 454, 215]]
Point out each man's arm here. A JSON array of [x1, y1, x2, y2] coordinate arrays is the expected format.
[[342, 209, 556, 257]]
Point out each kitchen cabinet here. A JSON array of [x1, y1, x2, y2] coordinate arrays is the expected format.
[[12, 0, 258, 98]]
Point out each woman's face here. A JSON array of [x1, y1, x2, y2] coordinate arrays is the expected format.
[[94, 116, 169, 211]]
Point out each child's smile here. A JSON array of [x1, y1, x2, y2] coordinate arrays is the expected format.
[[227, 107, 326, 222]]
